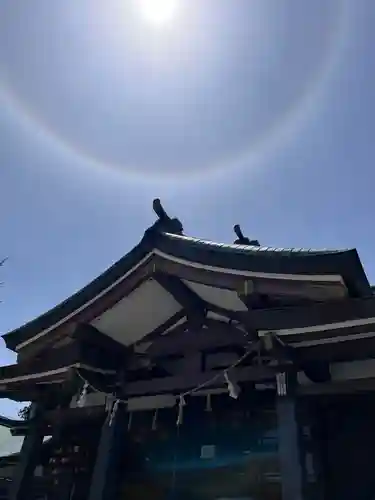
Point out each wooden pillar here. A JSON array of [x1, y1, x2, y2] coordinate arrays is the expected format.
[[276, 372, 305, 500], [88, 402, 126, 500], [9, 404, 44, 500]]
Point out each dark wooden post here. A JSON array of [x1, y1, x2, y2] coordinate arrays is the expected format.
[[88, 402, 127, 500], [9, 404, 44, 500], [276, 372, 305, 500]]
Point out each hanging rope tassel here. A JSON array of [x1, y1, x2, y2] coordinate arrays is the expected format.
[[152, 408, 159, 431], [224, 371, 241, 399], [77, 381, 89, 408], [176, 396, 186, 426], [109, 400, 119, 427], [105, 395, 115, 412]]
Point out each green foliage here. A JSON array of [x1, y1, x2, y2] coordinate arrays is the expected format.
[[18, 404, 31, 420]]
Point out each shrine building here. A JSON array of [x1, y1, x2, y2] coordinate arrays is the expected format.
[[1, 199, 375, 500]]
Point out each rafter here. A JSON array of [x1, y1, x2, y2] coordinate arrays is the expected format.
[[153, 272, 258, 340], [144, 320, 253, 357], [153, 273, 207, 327], [142, 309, 187, 342]]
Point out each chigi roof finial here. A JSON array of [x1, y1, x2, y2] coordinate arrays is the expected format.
[[150, 198, 183, 235], [153, 198, 168, 221], [233, 224, 260, 247]]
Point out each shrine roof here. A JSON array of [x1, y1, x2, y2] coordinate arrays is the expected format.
[[0, 416, 25, 431], [160, 232, 355, 260], [2, 200, 370, 353], [163, 231, 345, 255]]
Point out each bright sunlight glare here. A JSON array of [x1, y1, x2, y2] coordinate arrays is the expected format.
[[138, 0, 179, 26]]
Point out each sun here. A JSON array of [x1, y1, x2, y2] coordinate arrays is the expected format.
[[138, 0, 179, 26]]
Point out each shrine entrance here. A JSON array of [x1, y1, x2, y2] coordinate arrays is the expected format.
[[120, 393, 281, 500]]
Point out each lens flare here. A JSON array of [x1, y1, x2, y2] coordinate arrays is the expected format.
[[138, 0, 179, 26]]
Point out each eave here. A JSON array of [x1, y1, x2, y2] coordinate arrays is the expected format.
[[2, 200, 370, 355], [0, 416, 25, 430]]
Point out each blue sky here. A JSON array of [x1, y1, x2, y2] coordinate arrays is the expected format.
[[0, 0, 374, 416]]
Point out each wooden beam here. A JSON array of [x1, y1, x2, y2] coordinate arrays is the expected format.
[[255, 279, 346, 301], [160, 353, 202, 375], [238, 291, 309, 311], [142, 309, 186, 342], [297, 336, 375, 363], [125, 364, 277, 397], [155, 255, 345, 299], [144, 320, 251, 357], [251, 296, 375, 332], [156, 256, 247, 291], [153, 270, 255, 338], [205, 351, 240, 371], [276, 374, 305, 500], [239, 281, 345, 314], [297, 377, 375, 395], [153, 273, 206, 326], [263, 333, 331, 384], [155, 349, 252, 376], [262, 333, 297, 362], [43, 406, 105, 425], [0, 332, 124, 386], [300, 360, 331, 384]]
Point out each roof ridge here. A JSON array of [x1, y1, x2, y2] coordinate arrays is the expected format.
[[161, 231, 351, 254]]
